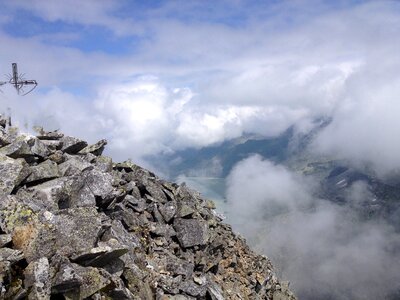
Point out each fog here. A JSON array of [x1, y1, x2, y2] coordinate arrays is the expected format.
[[1, 2, 400, 298], [1, 1, 400, 176], [226, 155, 400, 300]]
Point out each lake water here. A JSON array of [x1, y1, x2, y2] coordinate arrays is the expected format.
[[175, 176, 229, 216]]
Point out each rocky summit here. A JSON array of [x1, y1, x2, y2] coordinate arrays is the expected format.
[[0, 116, 296, 300]]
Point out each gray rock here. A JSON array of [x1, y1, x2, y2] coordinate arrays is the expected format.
[[59, 156, 92, 176], [207, 282, 225, 300], [26, 160, 60, 184], [94, 155, 113, 173], [106, 276, 134, 299], [24, 257, 51, 299], [51, 261, 82, 294], [71, 240, 128, 267], [0, 248, 24, 264], [31, 138, 51, 158], [179, 280, 207, 297], [176, 203, 196, 218], [33, 126, 64, 140], [0, 137, 34, 159], [174, 218, 209, 248], [0, 128, 11, 147], [83, 168, 114, 201], [42, 140, 63, 152], [0, 260, 11, 291], [125, 195, 146, 213], [19, 207, 101, 262], [16, 178, 68, 211], [144, 180, 168, 203], [15, 189, 59, 213], [158, 202, 177, 223], [65, 264, 111, 299], [60, 136, 88, 154], [149, 223, 176, 238], [0, 195, 39, 233], [0, 234, 12, 248], [0, 156, 30, 195], [48, 150, 64, 163], [78, 139, 107, 156], [53, 208, 102, 258], [67, 175, 96, 208], [0, 115, 7, 128]]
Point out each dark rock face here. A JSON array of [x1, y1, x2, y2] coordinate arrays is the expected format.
[[0, 117, 296, 300]]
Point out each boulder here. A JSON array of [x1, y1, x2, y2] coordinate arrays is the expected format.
[[71, 240, 129, 267], [24, 257, 51, 299], [78, 139, 107, 156], [31, 138, 52, 158], [51, 259, 83, 294], [0, 234, 12, 248], [94, 155, 113, 173], [60, 136, 88, 154], [0, 156, 30, 195], [65, 264, 112, 299], [59, 156, 92, 176], [0, 135, 35, 160], [25, 159, 60, 184], [0, 247, 24, 264], [174, 218, 209, 248]]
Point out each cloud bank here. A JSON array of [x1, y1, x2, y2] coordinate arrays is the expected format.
[[1, 2, 400, 299], [226, 155, 400, 299], [0, 1, 399, 175]]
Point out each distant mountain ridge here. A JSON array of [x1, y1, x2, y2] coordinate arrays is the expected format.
[[151, 117, 400, 230]]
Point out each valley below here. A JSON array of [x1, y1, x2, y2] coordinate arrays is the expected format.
[[156, 124, 400, 300]]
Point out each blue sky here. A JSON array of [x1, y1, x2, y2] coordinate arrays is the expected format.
[[0, 0, 400, 174], [2, 3, 400, 297]]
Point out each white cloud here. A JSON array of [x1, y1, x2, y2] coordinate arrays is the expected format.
[[226, 155, 400, 300], [0, 0, 399, 176], [5, 0, 143, 36], [1, 2, 400, 298], [312, 60, 400, 175]]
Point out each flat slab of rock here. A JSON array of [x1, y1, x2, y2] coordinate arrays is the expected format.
[[71, 241, 129, 267], [84, 168, 114, 201], [78, 139, 107, 156], [173, 218, 209, 248], [0, 138, 34, 159], [59, 156, 92, 176], [26, 159, 60, 184], [31, 138, 52, 158], [53, 208, 102, 258], [0, 156, 30, 195], [0, 248, 24, 264], [60, 136, 88, 154]]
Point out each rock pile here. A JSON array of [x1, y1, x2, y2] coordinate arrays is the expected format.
[[0, 116, 296, 299]]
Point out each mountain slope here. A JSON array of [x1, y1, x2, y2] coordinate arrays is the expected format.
[[0, 116, 296, 300]]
